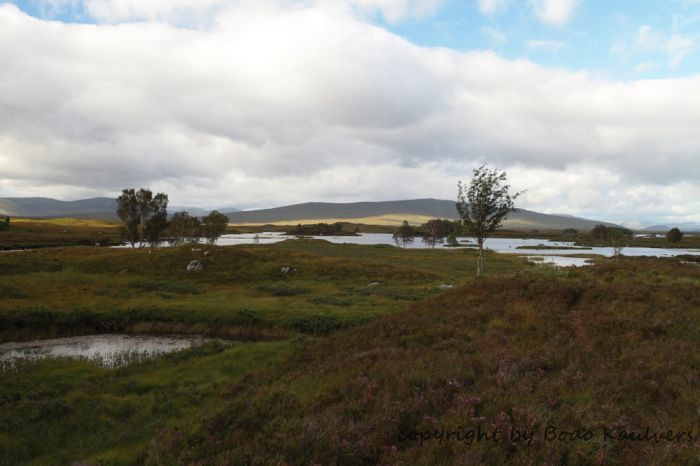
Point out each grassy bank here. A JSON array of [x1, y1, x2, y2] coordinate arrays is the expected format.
[[0, 239, 528, 343], [0, 341, 292, 465], [3, 237, 697, 465], [150, 257, 700, 465], [0, 218, 122, 250]]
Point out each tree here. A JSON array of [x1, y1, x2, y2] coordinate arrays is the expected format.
[[608, 227, 632, 260], [421, 219, 450, 248], [456, 165, 523, 277], [666, 227, 684, 243], [0, 216, 9, 231], [116, 188, 169, 248], [589, 225, 633, 260], [392, 220, 415, 248], [168, 211, 201, 246], [202, 210, 229, 245], [116, 189, 140, 247]]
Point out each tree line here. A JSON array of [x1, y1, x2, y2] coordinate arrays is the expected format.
[[116, 188, 228, 248]]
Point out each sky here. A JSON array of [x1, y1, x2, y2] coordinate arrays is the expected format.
[[0, 0, 699, 226]]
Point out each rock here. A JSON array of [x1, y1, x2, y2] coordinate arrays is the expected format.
[[187, 260, 204, 272], [204, 251, 211, 256], [438, 284, 455, 289], [367, 282, 382, 287], [280, 266, 291, 274]]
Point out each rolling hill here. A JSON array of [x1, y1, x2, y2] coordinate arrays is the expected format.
[[0, 197, 239, 220], [223, 198, 616, 231]]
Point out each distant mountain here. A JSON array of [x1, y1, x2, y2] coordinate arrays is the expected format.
[[0, 197, 118, 219], [223, 198, 617, 231], [0, 197, 239, 220], [643, 223, 700, 232]]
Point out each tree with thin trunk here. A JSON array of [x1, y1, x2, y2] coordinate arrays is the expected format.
[[116, 188, 169, 248], [392, 220, 415, 248], [116, 189, 140, 247], [456, 165, 523, 277], [168, 211, 201, 246], [202, 210, 229, 245], [421, 219, 450, 248]]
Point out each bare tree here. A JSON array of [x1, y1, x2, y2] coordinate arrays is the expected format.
[[456, 165, 523, 277]]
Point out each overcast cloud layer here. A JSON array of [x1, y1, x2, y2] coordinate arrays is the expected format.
[[0, 1, 699, 225]]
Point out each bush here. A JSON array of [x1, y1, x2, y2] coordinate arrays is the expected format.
[[259, 285, 310, 297], [127, 279, 203, 295], [666, 227, 683, 243], [307, 296, 353, 307], [0, 283, 27, 299], [286, 314, 345, 335], [227, 309, 264, 327]]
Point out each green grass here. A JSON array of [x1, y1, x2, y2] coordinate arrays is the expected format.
[[0, 219, 122, 250], [3, 237, 697, 464], [0, 341, 292, 465], [0, 239, 529, 342], [150, 258, 700, 465]]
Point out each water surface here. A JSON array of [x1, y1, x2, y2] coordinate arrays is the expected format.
[[0, 334, 217, 369]]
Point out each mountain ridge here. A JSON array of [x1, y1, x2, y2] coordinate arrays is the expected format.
[[223, 198, 617, 231], [0, 197, 239, 220]]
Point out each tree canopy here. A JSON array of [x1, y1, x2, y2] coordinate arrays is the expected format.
[[202, 210, 229, 245], [456, 165, 522, 276], [116, 188, 169, 248]]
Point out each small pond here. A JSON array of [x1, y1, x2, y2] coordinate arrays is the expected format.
[[0, 334, 219, 370]]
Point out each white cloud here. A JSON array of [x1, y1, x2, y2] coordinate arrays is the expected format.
[[615, 24, 697, 69], [0, 3, 699, 222], [526, 39, 564, 51], [633, 61, 661, 74], [347, 0, 444, 22], [481, 26, 508, 45], [475, 0, 510, 17], [665, 33, 695, 67], [31, 0, 444, 24], [529, 0, 579, 26]]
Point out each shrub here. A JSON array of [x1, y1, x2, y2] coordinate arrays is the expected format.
[[127, 279, 203, 295], [666, 227, 683, 243], [259, 285, 310, 297], [286, 314, 345, 335]]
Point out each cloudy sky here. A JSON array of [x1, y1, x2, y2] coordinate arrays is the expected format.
[[1, 0, 699, 225]]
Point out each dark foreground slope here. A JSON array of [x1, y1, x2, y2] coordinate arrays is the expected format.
[[151, 259, 700, 465]]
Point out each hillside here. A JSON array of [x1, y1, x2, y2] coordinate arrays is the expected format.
[[643, 223, 700, 232], [0, 197, 239, 220], [224, 198, 616, 231], [0, 197, 118, 219], [153, 258, 700, 465]]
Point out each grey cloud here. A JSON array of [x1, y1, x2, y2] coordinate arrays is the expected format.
[[0, 3, 699, 222]]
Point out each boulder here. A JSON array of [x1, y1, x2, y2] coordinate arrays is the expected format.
[[187, 260, 204, 272]]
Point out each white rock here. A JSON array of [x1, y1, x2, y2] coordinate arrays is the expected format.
[[187, 260, 204, 272]]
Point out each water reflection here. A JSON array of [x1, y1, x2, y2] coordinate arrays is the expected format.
[[0, 334, 217, 369]]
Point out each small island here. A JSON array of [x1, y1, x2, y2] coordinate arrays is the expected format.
[[516, 244, 593, 250], [284, 222, 360, 236]]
